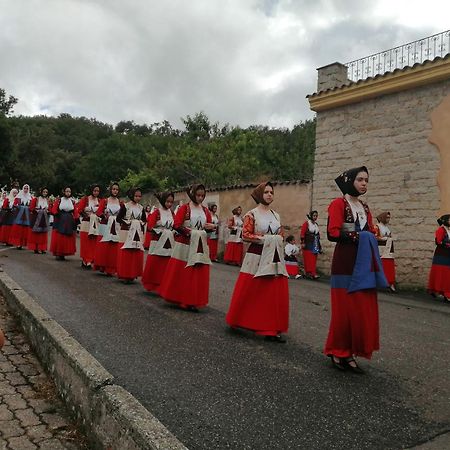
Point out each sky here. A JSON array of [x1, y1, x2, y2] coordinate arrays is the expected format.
[[1, 0, 449, 129]]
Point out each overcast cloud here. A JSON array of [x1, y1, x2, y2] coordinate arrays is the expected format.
[[1, 0, 449, 128]]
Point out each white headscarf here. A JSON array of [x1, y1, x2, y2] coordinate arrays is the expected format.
[[7, 189, 19, 203], [17, 184, 33, 205]]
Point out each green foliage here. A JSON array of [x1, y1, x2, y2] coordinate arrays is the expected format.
[[0, 89, 316, 195]]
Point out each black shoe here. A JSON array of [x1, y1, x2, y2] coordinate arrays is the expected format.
[[344, 357, 365, 374], [187, 306, 199, 313], [264, 335, 286, 343], [56, 256, 65, 261], [34, 250, 39, 254], [329, 355, 346, 371]]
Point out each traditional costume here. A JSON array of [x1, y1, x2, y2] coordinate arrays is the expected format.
[[207, 203, 219, 261], [0, 189, 18, 245], [223, 207, 244, 265], [226, 182, 289, 340], [300, 211, 321, 279], [158, 184, 213, 310], [10, 184, 33, 248], [93, 189, 122, 276], [374, 212, 396, 290], [427, 214, 450, 301], [142, 192, 175, 292], [116, 189, 146, 282], [50, 193, 78, 258], [77, 185, 101, 268], [27, 188, 51, 253], [324, 167, 387, 367]]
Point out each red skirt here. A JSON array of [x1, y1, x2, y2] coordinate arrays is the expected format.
[[381, 258, 396, 285], [324, 288, 379, 359], [142, 254, 170, 292], [302, 249, 318, 276], [116, 247, 144, 281], [428, 264, 450, 297], [226, 273, 289, 335], [50, 229, 76, 256], [27, 230, 48, 252], [207, 238, 218, 261], [224, 242, 243, 265], [79, 232, 100, 264], [0, 225, 11, 244], [93, 241, 119, 275], [158, 254, 210, 307], [285, 262, 299, 277], [9, 224, 29, 247]]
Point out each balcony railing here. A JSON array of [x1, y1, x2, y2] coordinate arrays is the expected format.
[[346, 30, 450, 82]]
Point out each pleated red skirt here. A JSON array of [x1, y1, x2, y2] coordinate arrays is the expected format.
[[428, 264, 450, 297], [79, 232, 100, 264], [324, 288, 379, 359], [27, 230, 48, 252], [93, 241, 119, 275], [143, 231, 151, 250], [207, 238, 218, 261], [142, 254, 170, 292], [158, 254, 210, 307], [302, 249, 318, 276], [381, 258, 396, 285], [50, 230, 76, 256], [0, 225, 11, 244], [116, 247, 144, 281], [285, 262, 299, 277], [226, 273, 289, 335], [224, 242, 243, 265], [9, 224, 29, 247]]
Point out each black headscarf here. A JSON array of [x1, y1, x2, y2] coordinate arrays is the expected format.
[[232, 206, 241, 215], [186, 184, 206, 205], [335, 166, 369, 197], [251, 182, 273, 205], [208, 203, 217, 212], [437, 214, 450, 226], [307, 210, 318, 220], [155, 191, 174, 208], [127, 187, 142, 202]]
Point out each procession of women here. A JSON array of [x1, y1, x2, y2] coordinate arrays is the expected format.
[[1, 166, 449, 374]]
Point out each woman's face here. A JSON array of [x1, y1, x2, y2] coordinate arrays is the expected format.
[[384, 214, 391, 224], [195, 189, 205, 204], [165, 196, 174, 210], [64, 188, 71, 197], [353, 171, 369, 195], [12, 190, 18, 198], [92, 187, 100, 198], [211, 205, 217, 214], [111, 185, 119, 197], [312, 212, 318, 221], [263, 186, 274, 205], [23, 185, 29, 193], [41, 189, 48, 197], [133, 191, 142, 203], [236, 207, 242, 215]]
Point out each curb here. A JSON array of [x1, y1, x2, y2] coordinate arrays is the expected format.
[[0, 269, 188, 450]]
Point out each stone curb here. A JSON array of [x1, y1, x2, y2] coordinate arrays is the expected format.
[[0, 269, 187, 450]]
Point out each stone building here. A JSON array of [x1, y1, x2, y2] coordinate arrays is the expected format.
[[308, 34, 450, 288]]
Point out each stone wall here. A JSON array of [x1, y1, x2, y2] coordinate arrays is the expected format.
[[310, 60, 450, 287]]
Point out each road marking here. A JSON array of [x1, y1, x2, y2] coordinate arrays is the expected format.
[[0, 247, 13, 252]]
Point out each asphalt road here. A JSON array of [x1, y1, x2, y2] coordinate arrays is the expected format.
[[1, 242, 449, 450]]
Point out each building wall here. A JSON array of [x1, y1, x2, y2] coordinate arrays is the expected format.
[[312, 79, 450, 287]]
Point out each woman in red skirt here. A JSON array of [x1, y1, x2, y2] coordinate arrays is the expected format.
[[77, 184, 101, 269], [27, 187, 51, 254], [284, 235, 301, 279], [0, 189, 18, 245], [142, 191, 175, 292], [158, 184, 215, 311], [116, 188, 146, 283], [325, 166, 387, 373], [207, 203, 219, 262], [10, 184, 33, 249], [300, 210, 322, 279], [374, 211, 396, 292], [428, 214, 450, 303], [226, 182, 289, 343], [50, 187, 78, 260], [93, 182, 122, 276], [223, 206, 244, 265]]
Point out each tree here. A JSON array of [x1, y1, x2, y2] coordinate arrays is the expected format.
[[0, 88, 18, 116]]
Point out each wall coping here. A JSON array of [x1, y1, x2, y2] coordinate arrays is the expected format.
[[308, 55, 450, 112]]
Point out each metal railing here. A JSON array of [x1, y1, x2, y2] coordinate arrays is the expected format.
[[346, 30, 450, 82]]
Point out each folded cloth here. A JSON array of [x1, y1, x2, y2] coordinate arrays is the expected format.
[[122, 219, 144, 250], [348, 231, 388, 293], [254, 234, 288, 278], [186, 229, 211, 267], [150, 228, 175, 257]]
